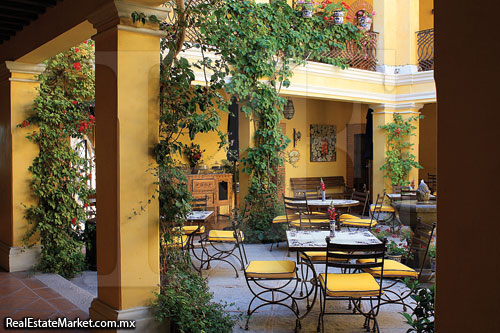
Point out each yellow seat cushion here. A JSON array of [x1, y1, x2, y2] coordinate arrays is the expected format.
[[173, 225, 205, 235], [290, 219, 330, 228], [300, 251, 347, 262], [370, 205, 395, 213], [342, 218, 377, 228], [272, 215, 298, 224], [339, 213, 360, 220], [245, 260, 296, 279], [207, 230, 244, 242], [359, 259, 418, 278], [319, 273, 382, 297]]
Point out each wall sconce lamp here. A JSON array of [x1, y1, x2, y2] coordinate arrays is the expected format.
[[293, 128, 301, 148]]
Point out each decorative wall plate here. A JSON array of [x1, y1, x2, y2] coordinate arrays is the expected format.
[[289, 149, 300, 164]]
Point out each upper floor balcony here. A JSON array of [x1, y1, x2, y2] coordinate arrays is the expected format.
[[417, 28, 434, 72]]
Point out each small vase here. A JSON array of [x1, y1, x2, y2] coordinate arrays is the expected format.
[[333, 10, 345, 25], [191, 166, 198, 174], [329, 220, 336, 237], [359, 17, 372, 31], [302, 8, 313, 18], [321, 191, 326, 201]]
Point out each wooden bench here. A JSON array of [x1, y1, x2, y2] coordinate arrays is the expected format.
[[290, 176, 349, 199]]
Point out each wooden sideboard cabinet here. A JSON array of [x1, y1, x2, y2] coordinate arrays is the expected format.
[[186, 173, 233, 219]]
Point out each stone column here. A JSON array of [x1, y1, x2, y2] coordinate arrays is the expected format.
[[373, 0, 420, 74], [88, 1, 168, 330], [0, 61, 45, 272], [371, 103, 422, 198]]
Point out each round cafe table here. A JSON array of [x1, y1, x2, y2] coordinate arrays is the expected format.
[[294, 199, 359, 208]]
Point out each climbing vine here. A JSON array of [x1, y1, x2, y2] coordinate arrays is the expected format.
[[21, 41, 95, 278], [198, 0, 363, 241], [379, 113, 423, 187]]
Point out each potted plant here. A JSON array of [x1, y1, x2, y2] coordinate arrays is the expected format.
[[428, 243, 436, 271], [318, 1, 351, 25], [184, 143, 205, 174], [386, 240, 409, 262], [297, 1, 314, 18], [371, 227, 388, 241], [355, 9, 375, 31]]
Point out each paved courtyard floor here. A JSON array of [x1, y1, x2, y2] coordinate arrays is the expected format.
[[1, 225, 432, 332]]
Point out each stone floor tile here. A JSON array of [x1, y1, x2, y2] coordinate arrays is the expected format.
[[32, 287, 62, 300], [0, 296, 38, 310], [46, 297, 78, 312], [21, 279, 46, 290]]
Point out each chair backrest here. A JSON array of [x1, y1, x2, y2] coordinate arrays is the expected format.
[[283, 195, 309, 227], [191, 195, 207, 211], [323, 238, 386, 295], [233, 201, 252, 266], [427, 173, 437, 193], [400, 187, 416, 201], [407, 218, 436, 279], [348, 189, 370, 216], [368, 192, 386, 226]]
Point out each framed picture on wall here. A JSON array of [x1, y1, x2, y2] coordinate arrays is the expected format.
[[310, 124, 336, 162]]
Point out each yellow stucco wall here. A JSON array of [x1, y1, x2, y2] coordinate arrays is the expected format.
[[281, 98, 368, 196], [419, 0, 434, 30], [418, 103, 436, 179]]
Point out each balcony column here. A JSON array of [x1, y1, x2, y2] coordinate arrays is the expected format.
[[373, 0, 420, 73], [371, 103, 423, 198], [0, 61, 45, 272], [88, 1, 168, 330]]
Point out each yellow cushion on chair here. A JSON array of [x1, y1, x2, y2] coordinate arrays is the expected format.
[[359, 259, 418, 278], [245, 261, 296, 279], [319, 273, 382, 297], [207, 230, 244, 242], [370, 205, 395, 213], [290, 219, 330, 228], [272, 215, 298, 223], [173, 225, 205, 235], [339, 214, 359, 221], [300, 251, 347, 262], [342, 218, 377, 228]]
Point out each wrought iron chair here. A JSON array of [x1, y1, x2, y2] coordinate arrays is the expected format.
[[317, 238, 387, 333], [233, 221, 302, 332], [340, 192, 381, 229], [369, 191, 399, 232], [181, 195, 209, 237], [360, 218, 436, 312], [339, 189, 370, 221], [195, 202, 250, 277]]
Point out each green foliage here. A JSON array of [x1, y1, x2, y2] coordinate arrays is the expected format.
[[428, 243, 436, 259], [401, 279, 435, 332], [153, 257, 237, 333], [371, 227, 388, 241], [196, 0, 363, 240], [379, 113, 423, 187], [21, 41, 95, 278], [386, 240, 409, 256]]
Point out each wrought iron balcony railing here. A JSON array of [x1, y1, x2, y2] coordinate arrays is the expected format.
[[321, 31, 378, 71], [417, 28, 434, 72]]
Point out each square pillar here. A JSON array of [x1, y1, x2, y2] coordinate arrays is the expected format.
[[371, 103, 422, 198], [0, 61, 45, 272], [373, 0, 420, 72], [88, 1, 169, 329]]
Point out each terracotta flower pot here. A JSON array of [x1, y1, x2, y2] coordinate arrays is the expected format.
[[386, 254, 403, 262]]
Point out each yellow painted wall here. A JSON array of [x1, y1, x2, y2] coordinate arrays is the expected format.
[[419, 0, 434, 30], [281, 97, 368, 196], [418, 103, 436, 180]]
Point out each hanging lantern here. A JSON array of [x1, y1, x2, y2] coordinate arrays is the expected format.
[[283, 99, 295, 120]]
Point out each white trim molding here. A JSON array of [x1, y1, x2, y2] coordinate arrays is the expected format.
[[0, 240, 41, 272]]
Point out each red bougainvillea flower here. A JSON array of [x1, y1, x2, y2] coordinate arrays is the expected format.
[[71, 217, 77, 225], [72, 100, 78, 105], [21, 120, 29, 127], [75, 48, 79, 52], [89, 114, 94, 121], [63, 110, 66, 114], [87, 174, 92, 179], [84, 40, 88, 44], [323, 16, 328, 20], [375, 228, 381, 233], [395, 128, 401, 135], [84, 203, 89, 208], [73, 62, 81, 70]]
